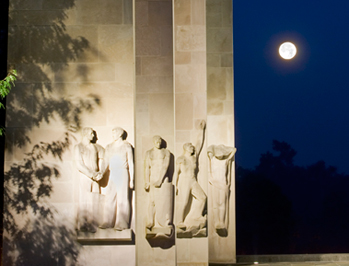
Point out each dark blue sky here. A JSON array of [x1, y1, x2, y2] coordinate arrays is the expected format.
[[234, 0, 349, 173]]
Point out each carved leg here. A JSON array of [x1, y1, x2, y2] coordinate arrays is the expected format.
[[212, 185, 220, 228], [177, 185, 191, 229], [114, 199, 130, 230], [79, 178, 97, 232], [114, 176, 130, 230], [100, 180, 117, 228], [216, 187, 226, 229], [146, 200, 155, 229], [191, 182, 207, 220]]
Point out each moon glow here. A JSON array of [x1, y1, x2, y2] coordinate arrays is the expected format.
[[279, 42, 297, 60]]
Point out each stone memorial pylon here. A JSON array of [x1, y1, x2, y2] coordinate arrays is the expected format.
[[206, 0, 236, 264], [135, 0, 176, 265], [5, 0, 235, 265], [135, 0, 235, 265]]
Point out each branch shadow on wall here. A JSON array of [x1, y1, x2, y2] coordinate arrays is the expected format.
[[3, 0, 103, 264], [3, 134, 80, 265]]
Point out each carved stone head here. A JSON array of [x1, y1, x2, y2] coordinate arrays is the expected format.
[[82, 127, 94, 142], [153, 135, 162, 149], [183, 143, 195, 155], [112, 127, 125, 141]]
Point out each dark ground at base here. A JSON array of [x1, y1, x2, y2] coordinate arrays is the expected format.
[[210, 254, 349, 266]]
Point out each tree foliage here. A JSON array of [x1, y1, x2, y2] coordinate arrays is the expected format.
[[237, 140, 349, 254], [3, 0, 99, 263], [0, 69, 17, 135]]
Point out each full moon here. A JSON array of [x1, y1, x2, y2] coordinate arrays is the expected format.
[[279, 42, 297, 60]]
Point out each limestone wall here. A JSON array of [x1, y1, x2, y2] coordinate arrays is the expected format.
[[4, 0, 135, 265], [4, 0, 235, 265]]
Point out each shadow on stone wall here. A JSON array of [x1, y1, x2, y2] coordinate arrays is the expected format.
[[3, 134, 79, 265], [4, 216, 79, 266], [6, 0, 100, 149], [3, 0, 102, 264]]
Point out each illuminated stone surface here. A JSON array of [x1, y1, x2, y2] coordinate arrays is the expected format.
[[4, 0, 235, 265]]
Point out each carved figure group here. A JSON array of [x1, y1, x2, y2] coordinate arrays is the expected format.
[[74, 127, 134, 233], [143, 120, 207, 239], [75, 122, 236, 239]]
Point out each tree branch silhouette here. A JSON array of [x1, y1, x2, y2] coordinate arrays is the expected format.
[[3, 0, 103, 264], [237, 140, 349, 254]]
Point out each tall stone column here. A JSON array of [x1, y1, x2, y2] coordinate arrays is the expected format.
[[206, 0, 236, 264], [4, 0, 235, 265], [135, 0, 176, 265], [174, 0, 209, 265]]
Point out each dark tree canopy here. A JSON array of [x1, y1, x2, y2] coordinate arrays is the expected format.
[[237, 140, 349, 254]]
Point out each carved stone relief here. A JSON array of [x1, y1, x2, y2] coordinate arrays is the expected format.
[[99, 127, 134, 231], [144, 136, 174, 239], [75, 127, 134, 241], [74, 127, 104, 233], [175, 121, 207, 238], [207, 144, 236, 237]]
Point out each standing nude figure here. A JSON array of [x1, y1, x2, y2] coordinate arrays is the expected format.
[[74, 127, 104, 233], [208, 145, 236, 235], [144, 136, 173, 234], [100, 127, 134, 230], [175, 120, 206, 234]]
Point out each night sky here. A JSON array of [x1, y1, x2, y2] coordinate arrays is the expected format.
[[234, 0, 349, 173]]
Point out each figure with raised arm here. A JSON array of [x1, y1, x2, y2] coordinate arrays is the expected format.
[[74, 127, 104, 233], [100, 127, 134, 230], [175, 120, 207, 237]]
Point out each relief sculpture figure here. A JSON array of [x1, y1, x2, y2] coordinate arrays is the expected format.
[[175, 120, 207, 238], [99, 127, 134, 230], [74, 127, 104, 233], [144, 136, 174, 239], [207, 144, 236, 236]]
